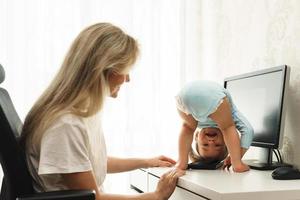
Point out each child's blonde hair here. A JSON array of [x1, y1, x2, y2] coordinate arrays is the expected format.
[[189, 128, 228, 163]]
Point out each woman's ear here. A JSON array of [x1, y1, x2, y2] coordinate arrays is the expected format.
[[103, 69, 110, 80]]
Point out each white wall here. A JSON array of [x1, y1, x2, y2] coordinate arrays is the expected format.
[[0, 0, 202, 193], [198, 0, 300, 166], [1, 0, 300, 192]]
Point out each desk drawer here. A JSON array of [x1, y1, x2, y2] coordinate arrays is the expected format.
[[130, 169, 148, 192], [148, 174, 208, 200]]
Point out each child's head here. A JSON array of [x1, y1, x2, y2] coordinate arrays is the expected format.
[[189, 127, 228, 163]]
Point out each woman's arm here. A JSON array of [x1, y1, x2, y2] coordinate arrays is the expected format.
[[107, 156, 176, 173], [62, 169, 183, 200], [176, 109, 197, 170]]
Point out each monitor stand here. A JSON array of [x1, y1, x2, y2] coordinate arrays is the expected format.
[[243, 147, 292, 170]]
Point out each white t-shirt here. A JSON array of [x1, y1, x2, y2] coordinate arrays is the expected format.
[[26, 113, 107, 192]]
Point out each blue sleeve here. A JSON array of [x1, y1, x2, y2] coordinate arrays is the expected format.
[[232, 110, 254, 149], [225, 89, 254, 149]]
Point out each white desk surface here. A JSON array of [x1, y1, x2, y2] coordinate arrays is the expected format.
[[146, 167, 300, 200]]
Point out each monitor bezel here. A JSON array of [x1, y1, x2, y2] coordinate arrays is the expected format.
[[224, 65, 289, 149]]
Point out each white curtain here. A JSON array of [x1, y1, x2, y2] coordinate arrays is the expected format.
[[3, 0, 299, 192], [0, 0, 202, 193]]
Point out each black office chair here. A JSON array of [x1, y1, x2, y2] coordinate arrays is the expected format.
[[0, 64, 95, 200]]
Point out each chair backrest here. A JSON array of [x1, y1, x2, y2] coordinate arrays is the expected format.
[[0, 64, 34, 200]]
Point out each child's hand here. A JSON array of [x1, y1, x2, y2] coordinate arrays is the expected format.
[[175, 161, 188, 170], [222, 156, 231, 170], [232, 162, 250, 173]]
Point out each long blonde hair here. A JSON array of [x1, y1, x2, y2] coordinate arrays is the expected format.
[[20, 23, 139, 151]]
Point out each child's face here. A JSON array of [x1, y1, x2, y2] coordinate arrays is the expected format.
[[195, 127, 226, 159]]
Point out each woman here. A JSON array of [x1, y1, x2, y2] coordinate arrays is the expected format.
[[21, 23, 183, 200]]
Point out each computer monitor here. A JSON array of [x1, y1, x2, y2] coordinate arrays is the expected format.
[[224, 65, 290, 170]]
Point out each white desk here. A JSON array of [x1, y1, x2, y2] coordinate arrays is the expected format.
[[130, 167, 300, 200]]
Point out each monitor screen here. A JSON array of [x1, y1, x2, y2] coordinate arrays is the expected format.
[[224, 65, 289, 149]]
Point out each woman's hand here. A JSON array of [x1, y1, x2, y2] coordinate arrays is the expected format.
[[154, 169, 185, 200], [147, 155, 176, 168]]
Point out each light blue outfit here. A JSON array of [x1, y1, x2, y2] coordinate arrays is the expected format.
[[176, 80, 254, 149]]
